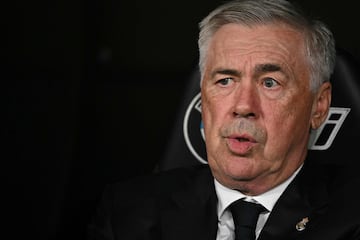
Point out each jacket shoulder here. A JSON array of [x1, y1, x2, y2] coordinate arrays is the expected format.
[[87, 164, 212, 240]]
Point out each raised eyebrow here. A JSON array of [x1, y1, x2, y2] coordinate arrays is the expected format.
[[211, 68, 241, 79], [254, 63, 282, 75]]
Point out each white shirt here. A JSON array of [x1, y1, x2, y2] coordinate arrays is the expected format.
[[215, 165, 302, 240]]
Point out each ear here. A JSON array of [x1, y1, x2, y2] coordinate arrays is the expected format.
[[311, 82, 332, 129]]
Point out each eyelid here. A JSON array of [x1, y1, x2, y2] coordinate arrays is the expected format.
[[216, 77, 234, 86], [216, 76, 232, 81], [262, 77, 280, 88], [264, 77, 278, 82]]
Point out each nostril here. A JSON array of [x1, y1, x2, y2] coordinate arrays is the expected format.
[[246, 112, 256, 118], [233, 111, 256, 118]]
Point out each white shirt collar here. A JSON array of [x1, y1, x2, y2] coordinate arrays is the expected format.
[[214, 164, 303, 219]]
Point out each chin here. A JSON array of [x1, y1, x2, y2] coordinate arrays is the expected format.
[[225, 158, 258, 180]]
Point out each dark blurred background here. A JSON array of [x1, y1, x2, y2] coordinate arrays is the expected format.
[[3, 0, 360, 239]]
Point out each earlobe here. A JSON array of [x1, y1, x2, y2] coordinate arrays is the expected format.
[[311, 82, 332, 129]]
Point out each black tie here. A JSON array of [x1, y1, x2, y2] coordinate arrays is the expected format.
[[229, 199, 267, 240]]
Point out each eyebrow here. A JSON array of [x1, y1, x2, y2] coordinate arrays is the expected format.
[[210, 63, 283, 79], [254, 63, 282, 74], [211, 68, 241, 79]]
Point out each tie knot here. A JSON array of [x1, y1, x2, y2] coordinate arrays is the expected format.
[[229, 199, 267, 240]]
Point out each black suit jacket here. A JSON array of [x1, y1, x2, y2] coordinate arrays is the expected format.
[[88, 160, 360, 240]]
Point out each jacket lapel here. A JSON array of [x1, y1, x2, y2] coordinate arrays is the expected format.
[[160, 166, 218, 240], [259, 161, 331, 240], [157, 161, 335, 240]]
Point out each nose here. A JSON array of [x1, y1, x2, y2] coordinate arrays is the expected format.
[[232, 82, 259, 119]]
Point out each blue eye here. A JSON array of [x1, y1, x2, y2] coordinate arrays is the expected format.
[[217, 77, 233, 86], [263, 77, 279, 88]]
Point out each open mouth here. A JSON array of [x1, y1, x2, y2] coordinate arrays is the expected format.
[[232, 134, 256, 143], [235, 137, 250, 142], [226, 134, 257, 155]]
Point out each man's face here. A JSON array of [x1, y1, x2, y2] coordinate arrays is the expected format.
[[201, 23, 330, 195]]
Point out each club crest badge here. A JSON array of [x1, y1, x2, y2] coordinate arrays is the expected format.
[[296, 217, 309, 231], [183, 92, 207, 164]]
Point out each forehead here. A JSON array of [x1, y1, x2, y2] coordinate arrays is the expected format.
[[206, 23, 307, 70]]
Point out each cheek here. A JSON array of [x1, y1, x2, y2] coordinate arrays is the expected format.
[[201, 94, 229, 141], [201, 95, 213, 137], [266, 87, 313, 124], [263, 100, 312, 152], [266, 101, 306, 134], [201, 101, 217, 137]]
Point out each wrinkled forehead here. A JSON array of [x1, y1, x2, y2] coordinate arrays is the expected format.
[[205, 23, 308, 70], [209, 23, 306, 52]]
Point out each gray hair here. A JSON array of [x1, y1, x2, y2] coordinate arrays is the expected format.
[[198, 0, 336, 91]]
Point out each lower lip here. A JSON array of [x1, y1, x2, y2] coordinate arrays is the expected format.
[[227, 138, 256, 155]]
